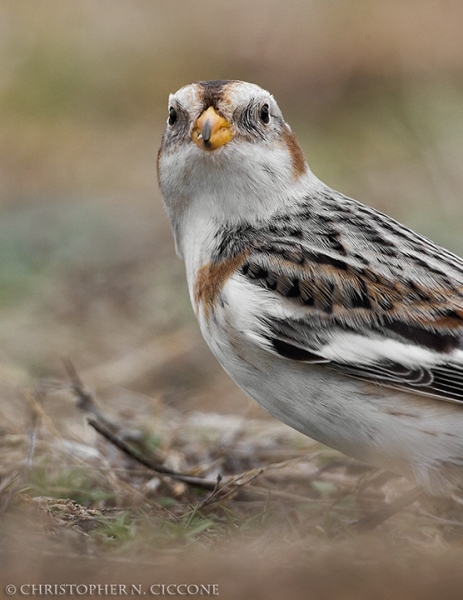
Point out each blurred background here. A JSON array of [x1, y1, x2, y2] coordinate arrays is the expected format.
[[1, 0, 463, 402], [2, 1, 463, 593]]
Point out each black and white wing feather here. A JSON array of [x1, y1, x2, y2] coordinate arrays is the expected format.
[[224, 189, 463, 405]]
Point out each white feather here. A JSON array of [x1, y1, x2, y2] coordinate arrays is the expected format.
[[320, 334, 449, 367], [223, 274, 462, 370]]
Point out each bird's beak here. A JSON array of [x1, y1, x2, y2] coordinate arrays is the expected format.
[[192, 106, 234, 151]]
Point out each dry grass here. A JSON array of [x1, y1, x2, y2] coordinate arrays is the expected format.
[[2, 359, 463, 598]]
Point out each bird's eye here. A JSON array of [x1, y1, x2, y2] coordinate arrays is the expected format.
[[259, 103, 270, 125], [168, 106, 177, 126]]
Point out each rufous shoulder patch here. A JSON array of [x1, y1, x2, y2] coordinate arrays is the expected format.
[[194, 252, 248, 322]]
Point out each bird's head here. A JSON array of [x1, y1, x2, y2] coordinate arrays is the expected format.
[[157, 81, 312, 247]]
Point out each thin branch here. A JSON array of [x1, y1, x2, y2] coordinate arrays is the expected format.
[[66, 358, 264, 498], [198, 474, 223, 507], [63, 358, 112, 426], [199, 469, 264, 508], [87, 417, 218, 491]]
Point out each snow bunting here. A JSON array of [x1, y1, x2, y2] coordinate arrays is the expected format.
[[157, 80, 463, 496]]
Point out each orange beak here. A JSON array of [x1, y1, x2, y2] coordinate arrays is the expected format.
[[192, 106, 234, 151]]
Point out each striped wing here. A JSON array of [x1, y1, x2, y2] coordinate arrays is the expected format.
[[236, 234, 463, 405]]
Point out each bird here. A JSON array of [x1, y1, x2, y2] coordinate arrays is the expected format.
[[157, 79, 463, 498]]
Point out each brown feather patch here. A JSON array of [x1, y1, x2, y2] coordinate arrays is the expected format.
[[282, 127, 307, 179], [197, 80, 233, 112], [194, 252, 249, 322]]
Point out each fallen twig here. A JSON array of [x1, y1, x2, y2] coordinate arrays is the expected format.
[[87, 416, 218, 491], [63, 358, 114, 428], [66, 358, 265, 498], [199, 469, 264, 508]]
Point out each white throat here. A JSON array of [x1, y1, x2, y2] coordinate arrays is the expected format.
[[160, 137, 318, 263]]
